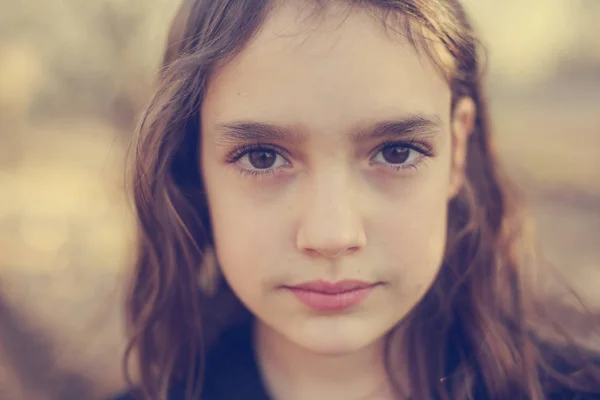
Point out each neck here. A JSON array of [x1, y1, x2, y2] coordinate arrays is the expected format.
[[254, 321, 400, 400]]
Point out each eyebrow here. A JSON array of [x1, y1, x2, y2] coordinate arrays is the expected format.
[[352, 115, 441, 142], [213, 114, 441, 145]]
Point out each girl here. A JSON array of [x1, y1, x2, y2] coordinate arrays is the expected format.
[[115, 0, 600, 399]]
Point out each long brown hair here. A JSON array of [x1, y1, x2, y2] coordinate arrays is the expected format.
[[123, 1, 600, 399]]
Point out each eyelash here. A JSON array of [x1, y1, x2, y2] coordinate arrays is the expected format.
[[371, 140, 434, 172], [225, 143, 286, 179], [226, 140, 434, 178]]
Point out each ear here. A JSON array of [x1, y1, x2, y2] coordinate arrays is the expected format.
[[449, 97, 476, 199]]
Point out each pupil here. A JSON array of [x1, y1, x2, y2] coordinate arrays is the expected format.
[[382, 146, 409, 164], [249, 150, 276, 169]]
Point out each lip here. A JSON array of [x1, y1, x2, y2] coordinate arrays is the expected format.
[[284, 279, 379, 312], [288, 279, 376, 294]]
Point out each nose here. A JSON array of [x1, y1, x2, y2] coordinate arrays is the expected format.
[[296, 173, 366, 259]]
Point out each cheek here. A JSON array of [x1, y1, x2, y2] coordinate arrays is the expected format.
[[375, 169, 449, 289], [205, 175, 288, 293]]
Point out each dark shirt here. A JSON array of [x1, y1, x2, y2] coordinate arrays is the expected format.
[[112, 322, 600, 400], [113, 322, 268, 400]]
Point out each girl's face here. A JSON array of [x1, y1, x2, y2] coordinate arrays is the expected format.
[[201, 4, 473, 354]]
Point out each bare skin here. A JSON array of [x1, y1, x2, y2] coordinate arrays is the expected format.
[[200, 3, 475, 399]]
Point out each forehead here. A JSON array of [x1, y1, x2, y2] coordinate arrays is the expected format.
[[202, 3, 451, 130]]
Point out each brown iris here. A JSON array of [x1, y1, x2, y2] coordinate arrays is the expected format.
[[381, 145, 410, 164], [248, 149, 277, 169]]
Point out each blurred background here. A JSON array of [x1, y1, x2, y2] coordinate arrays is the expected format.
[[0, 0, 599, 399]]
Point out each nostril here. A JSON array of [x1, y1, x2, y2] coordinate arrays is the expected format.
[[303, 248, 319, 257], [303, 246, 361, 259], [348, 246, 360, 252]]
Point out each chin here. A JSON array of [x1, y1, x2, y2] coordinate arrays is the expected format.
[[300, 339, 372, 356], [286, 317, 388, 356]]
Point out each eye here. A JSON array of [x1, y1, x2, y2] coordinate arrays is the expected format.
[[372, 144, 424, 167], [238, 148, 289, 170]]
